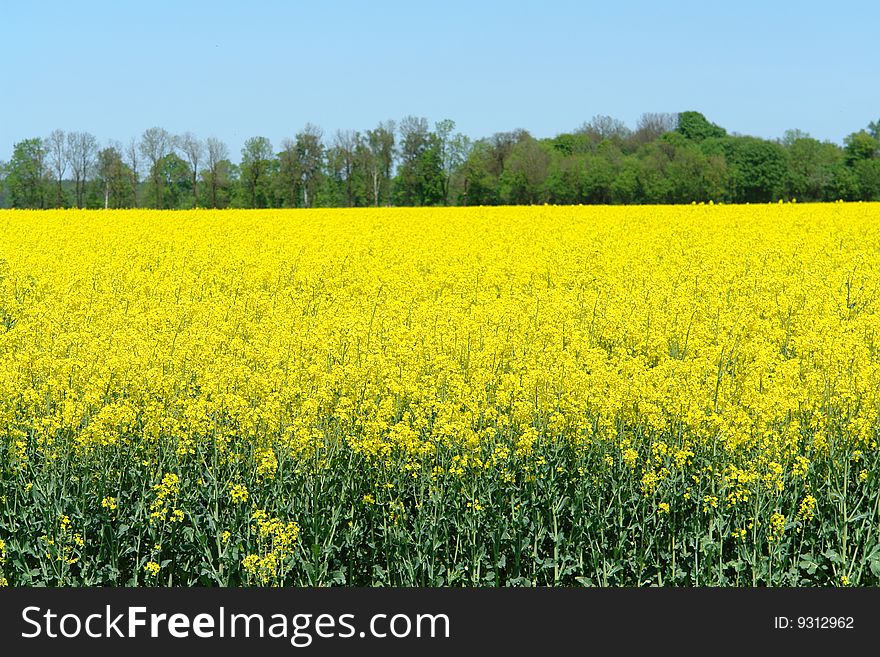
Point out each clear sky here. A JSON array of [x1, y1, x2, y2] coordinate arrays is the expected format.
[[1, 0, 878, 161]]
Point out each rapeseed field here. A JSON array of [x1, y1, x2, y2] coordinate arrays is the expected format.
[[0, 204, 878, 586]]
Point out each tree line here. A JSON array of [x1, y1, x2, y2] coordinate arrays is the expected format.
[[1, 111, 879, 209]]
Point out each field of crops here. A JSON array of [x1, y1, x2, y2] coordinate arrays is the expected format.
[[1, 204, 879, 586]]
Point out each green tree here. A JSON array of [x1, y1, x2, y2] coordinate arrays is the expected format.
[[457, 130, 531, 205], [637, 133, 728, 203], [582, 146, 622, 204], [843, 130, 879, 164], [852, 159, 880, 200], [363, 121, 396, 206], [162, 152, 193, 208], [677, 111, 727, 142], [702, 136, 786, 202], [240, 136, 274, 208], [144, 152, 192, 209], [550, 132, 592, 156], [610, 157, 641, 203], [545, 151, 587, 204], [95, 145, 136, 208], [394, 116, 444, 206], [5, 138, 48, 208], [784, 135, 845, 201], [499, 137, 550, 204], [458, 140, 500, 205]]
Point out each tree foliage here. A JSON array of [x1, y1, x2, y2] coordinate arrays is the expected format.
[[4, 113, 880, 209]]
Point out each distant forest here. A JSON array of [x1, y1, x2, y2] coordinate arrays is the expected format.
[[2, 111, 880, 209]]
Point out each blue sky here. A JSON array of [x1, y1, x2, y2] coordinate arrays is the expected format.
[[1, 0, 877, 161]]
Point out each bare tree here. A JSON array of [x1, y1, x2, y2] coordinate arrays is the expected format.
[[46, 129, 67, 207], [65, 131, 97, 208], [577, 115, 632, 143], [178, 132, 204, 207], [296, 123, 324, 208], [204, 137, 229, 208], [364, 120, 395, 206], [333, 129, 358, 207], [125, 138, 141, 207], [96, 140, 128, 209], [633, 112, 677, 145], [435, 119, 471, 205], [487, 129, 530, 176], [139, 127, 173, 208]]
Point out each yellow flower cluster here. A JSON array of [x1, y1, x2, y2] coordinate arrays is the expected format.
[[242, 509, 301, 586], [228, 483, 249, 505], [797, 495, 817, 523], [149, 473, 184, 524], [768, 512, 787, 542]]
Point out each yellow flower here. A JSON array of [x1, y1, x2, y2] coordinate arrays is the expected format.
[[797, 495, 817, 523], [792, 456, 809, 478], [768, 512, 786, 542], [144, 561, 161, 577], [255, 448, 278, 480], [229, 483, 249, 505], [242, 510, 301, 586], [657, 502, 670, 515]]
